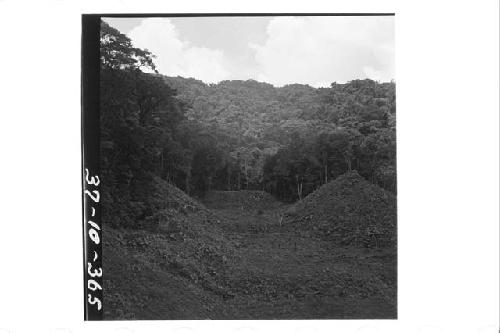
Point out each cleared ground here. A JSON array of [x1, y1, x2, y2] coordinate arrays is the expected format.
[[202, 191, 396, 319], [103, 189, 396, 319]]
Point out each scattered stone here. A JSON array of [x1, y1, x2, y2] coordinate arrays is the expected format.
[[284, 171, 396, 248]]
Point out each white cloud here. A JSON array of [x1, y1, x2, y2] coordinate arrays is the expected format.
[[113, 16, 394, 87], [363, 66, 387, 82], [127, 18, 230, 83], [250, 16, 394, 86]]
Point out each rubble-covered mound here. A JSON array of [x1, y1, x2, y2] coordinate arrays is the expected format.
[[203, 190, 281, 210], [284, 171, 396, 248], [102, 176, 238, 319], [103, 175, 208, 229]]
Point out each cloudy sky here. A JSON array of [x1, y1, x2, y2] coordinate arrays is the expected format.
[[103, 16, 394, 87]]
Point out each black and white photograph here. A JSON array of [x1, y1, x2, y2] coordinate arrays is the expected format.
[[0, 0, 499, 332], [91, 14, 397, 320]]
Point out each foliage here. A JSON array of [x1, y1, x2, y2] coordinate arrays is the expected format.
[[165, 76, 396, 201], [100, 21, 397, 319], [100, 21, 157, 72], [100, 19, 396, 229]]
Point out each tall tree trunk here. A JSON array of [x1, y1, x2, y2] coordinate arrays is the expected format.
[[296, 175, 303, 200], [345, 156, 352, 171], [324, 163, 328, 184], [243, 158, 249, 190]]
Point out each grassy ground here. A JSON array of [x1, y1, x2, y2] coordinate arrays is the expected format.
[[103, 189, 396, 319]]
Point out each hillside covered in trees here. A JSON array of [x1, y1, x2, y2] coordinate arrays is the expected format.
[[99, 20, 397, 319], [163, 75, 396, 200], [100, 21, 395, 216]]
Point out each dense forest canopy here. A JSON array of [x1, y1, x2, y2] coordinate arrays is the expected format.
[[163, 75, 396, 200], [100, 21, 396, 226]]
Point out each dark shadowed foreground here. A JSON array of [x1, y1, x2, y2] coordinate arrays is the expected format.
[[102, 172, 396, 319]]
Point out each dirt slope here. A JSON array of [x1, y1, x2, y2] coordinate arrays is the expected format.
[[203, 188, 396, 319], [102, 179, 396, 319], [102, 177, 237, 319], [284, 171, 397, 248]]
